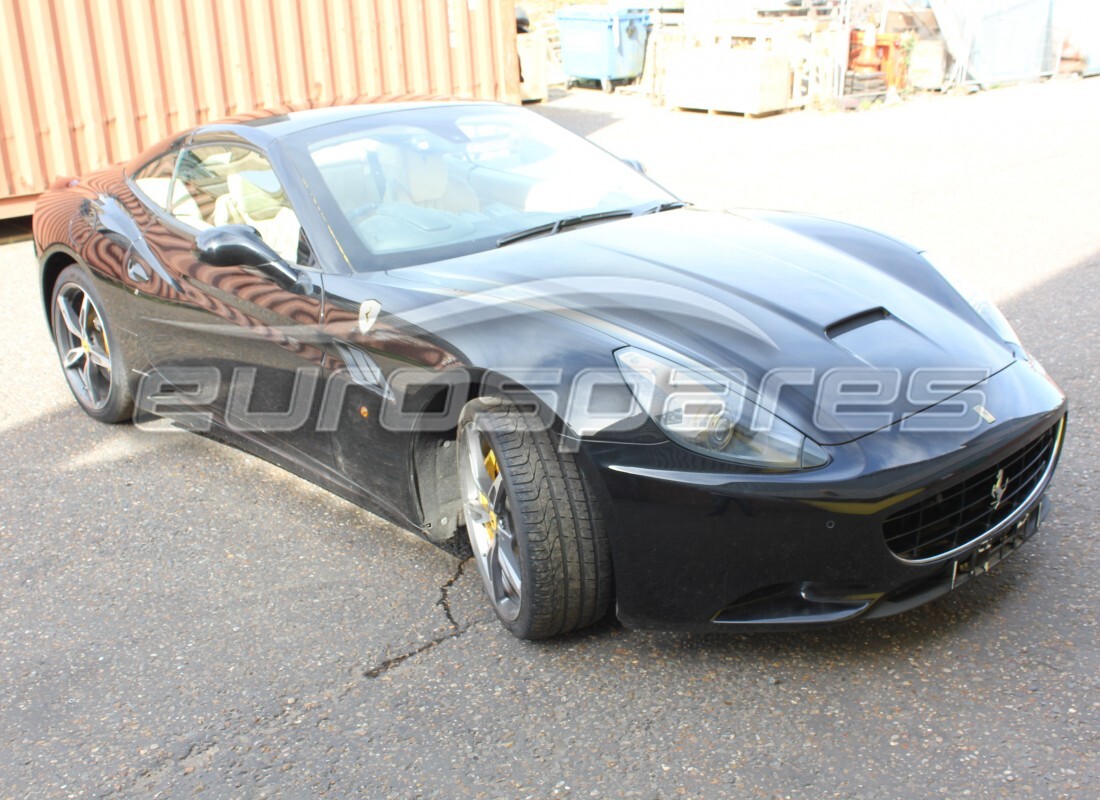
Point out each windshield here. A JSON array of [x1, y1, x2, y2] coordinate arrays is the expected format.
[[286, 104, 676, 270]]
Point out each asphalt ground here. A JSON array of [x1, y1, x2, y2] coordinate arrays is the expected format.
[[1, 78, 1098, 798]]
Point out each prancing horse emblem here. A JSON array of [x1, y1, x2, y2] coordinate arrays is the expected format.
[[990, 468, 1009, 510]]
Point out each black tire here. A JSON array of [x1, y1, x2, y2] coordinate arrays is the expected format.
[[458, 397, 612, 639], [49, 265, 134, 423]]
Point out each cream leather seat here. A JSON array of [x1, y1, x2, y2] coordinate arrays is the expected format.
[[213, 171, 301, 263], [382, 146, 479, 215]]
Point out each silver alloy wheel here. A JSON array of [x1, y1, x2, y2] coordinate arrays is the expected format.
[[53, 282, 112, 411], [459, 420, 523, 622]]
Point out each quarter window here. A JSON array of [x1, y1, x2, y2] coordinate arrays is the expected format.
[[131, 152, 181, 211]]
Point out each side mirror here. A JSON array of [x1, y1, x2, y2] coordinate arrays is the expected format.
[[621, 158, 647, 175], [194, 225, 302, 289]]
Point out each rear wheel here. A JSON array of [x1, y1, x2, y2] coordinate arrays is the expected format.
[[457, 397, 612, 639], [50, 265, 133, 423]]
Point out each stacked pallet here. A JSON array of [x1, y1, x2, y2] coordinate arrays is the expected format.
[[844, 70, 887, 97]]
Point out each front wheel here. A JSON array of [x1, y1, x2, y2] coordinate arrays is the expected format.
[[50, 265, 134, 423], [457, 398, 612, 639]]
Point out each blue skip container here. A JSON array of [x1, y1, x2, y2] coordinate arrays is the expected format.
[[556, 6, 650, 91]]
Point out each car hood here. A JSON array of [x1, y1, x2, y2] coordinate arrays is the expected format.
[[387, 208, 1015, 445]]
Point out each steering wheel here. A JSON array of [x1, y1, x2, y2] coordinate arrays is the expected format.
[[347, 203, 380, 225]]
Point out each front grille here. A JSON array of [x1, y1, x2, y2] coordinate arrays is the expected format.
[[883, 421, 1062, 562]]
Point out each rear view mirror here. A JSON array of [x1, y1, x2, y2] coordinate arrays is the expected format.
[[195, 225, 302, 289], [621, 158, 647, 175]]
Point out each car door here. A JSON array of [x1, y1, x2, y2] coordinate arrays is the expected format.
[[131, 142, 333, 469]]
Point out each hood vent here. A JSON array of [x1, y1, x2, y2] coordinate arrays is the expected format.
[[826, 307, 890, 340]]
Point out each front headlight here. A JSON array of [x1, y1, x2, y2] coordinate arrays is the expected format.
[[615, 347, 829, 470], [920, 250, 1023, 351]]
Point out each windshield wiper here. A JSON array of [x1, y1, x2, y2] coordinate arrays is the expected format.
[[496, 209, 636, 247], [642, 200, 688, 214]]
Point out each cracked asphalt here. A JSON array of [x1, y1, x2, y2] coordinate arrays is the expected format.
[[2, 78, 1098, 798]]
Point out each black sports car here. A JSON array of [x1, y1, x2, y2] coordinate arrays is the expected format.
[[34, 102, 1067, 639]]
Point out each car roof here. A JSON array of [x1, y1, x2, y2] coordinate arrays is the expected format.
[[198, 100, 500, 141], [126, 99, 502, 171]]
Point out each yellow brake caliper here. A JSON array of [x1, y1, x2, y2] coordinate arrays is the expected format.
[[95, 311, 108, 356], [86, 309, 107, 356], [479, 448, 500, 544]]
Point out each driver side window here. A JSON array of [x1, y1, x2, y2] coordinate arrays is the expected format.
[[171, 145, 306, 265]]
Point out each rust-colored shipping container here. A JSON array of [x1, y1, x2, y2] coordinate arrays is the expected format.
[[0, 0, 520, 218]]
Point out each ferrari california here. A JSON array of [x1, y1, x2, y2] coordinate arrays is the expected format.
[[34, 102, 1067, 638]]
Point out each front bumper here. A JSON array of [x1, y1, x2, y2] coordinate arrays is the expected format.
[[578, 360, 1067, 632]]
